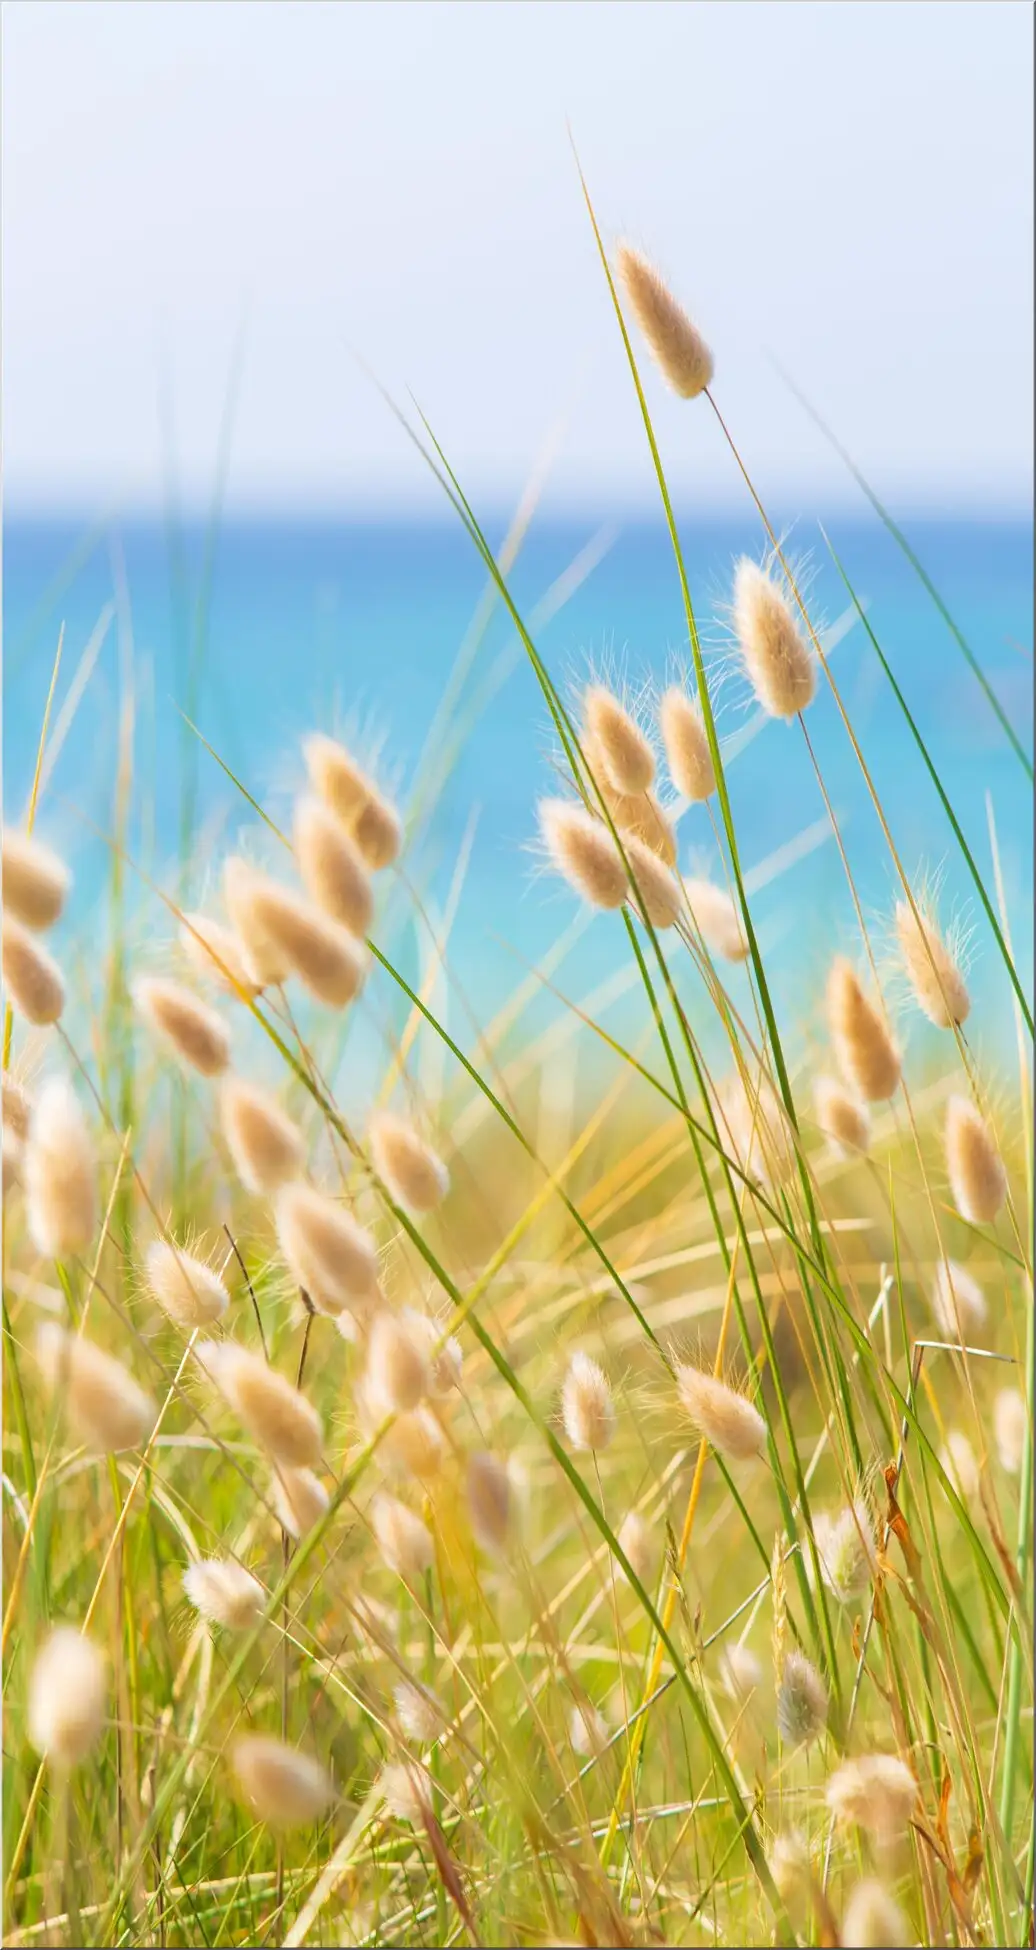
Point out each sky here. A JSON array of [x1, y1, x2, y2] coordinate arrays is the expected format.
[[3, 0, 1033, 516]]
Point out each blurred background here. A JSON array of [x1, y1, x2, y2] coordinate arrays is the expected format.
[[3, 0, 1032, 1075]]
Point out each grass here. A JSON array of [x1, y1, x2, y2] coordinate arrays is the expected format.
[[2, 201, 1032, 1950]]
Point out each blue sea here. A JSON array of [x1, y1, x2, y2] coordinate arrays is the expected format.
[[3, 510, 1032, 1087]]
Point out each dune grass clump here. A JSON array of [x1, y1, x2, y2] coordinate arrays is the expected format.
[[1, 197, 1031, 1950]]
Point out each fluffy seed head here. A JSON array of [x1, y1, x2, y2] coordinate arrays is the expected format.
[[776, 1649, 828, 1748], [841, 1880, 910, 1949], [369, 1111, 449, 1214], [2, 918, 65, 1024], [3, 1071, 32, 1143], [146, 1241, 229, 1328], [406, 1310, 462, 1397], [303, 734, 402, 869], [624, 837, 682, 930], [372, 1494, 434, 1581], [275, 1183, 379, 1316], [601, 778, 677, 864], [2, 831, 70, 930], [28, 1627, 106, 1766], [24, 1076, 97, 1258], [733, 558, 816, 718], [538, 799, 628, 911], [180, 912, 261, 996], [198, 1340, 323, 1468], [231, 1735, 335, 1828], [814, 1076, 871, 1157], [812, 1500, 876, 1603], [825, 1754, 918, 1842], [767, 1831, 813, 1916], [271, 1465, 330, 1538], [945, 1095, 1007, 1224], [238, 878, 366, 1008], [615, 244, 714, 398], [719, 1642, 763, 1702], [379, 1758, 432, 1822], [660, 686, 716, 801], [223, 858, 292, 987], [394, 1680, 445, 1746], [683, 878, 748, 962], [367, 1310, 431, 1414], [183, 1558, 264, 1630], [133, 977, 231, 1077], [826, 958, 901, 1102], [569, 1701, 609, 1757], [466, 1450, 511, 1555], [583, 685, 655, 795], [37, 1322, 155, 1452], [676, 1365, 766, 1461], [561, 1351, 615, 1452], [616, 1511, 653, 1589], [294, 795, 374, 936], [995, 1388, 1027, 1474], [895, 899, 970, 1028], [941, 1429, 980, 1501], [220, 1076, 304, 1194], [362, 1391, 446, 1480], [931, 1258, 986, 1338]]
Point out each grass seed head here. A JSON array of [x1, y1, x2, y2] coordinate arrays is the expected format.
[[393, 1680, 445, 1747], [220, 1076, 304, 1193], [676, 1365, 766, 1461], [826, 958, 901, 1102], [994, 1387, 1028, 1474], [944, 1094, 1007, 1224], [814, 1076, 871, 1157], [223, 857, 293, 987], [767, 1831, 813, 1923], [716, 1069, 793, 1190], [198, 1340, 323, 1469], [683, 878, 748, 962], [583, 684, 656, 795], [2, 830, 70, 931], [230, 1734, 335, 1828], [379, 1758, 432, 1823], [733, 558, 816, 719], [812, 1500, 876, 1603], [25, 1076, 97, 1258], [600, 777, 677, 865], [275, 1183, 379, 1315], [776, 1648, 828, 1748], [406, 1309, 463, 1397], [271, 1465, 330, 1538], [895, 898, 970, 1028], [133, 977, 231, 1077], [180, 912, 261, 996], [940, 1429, 980, 1501], [367, 1310, 431, 1414], [3, 1070, 32, 1144], [372, 1494, 434, 1581], [146, 1241, 229, 1328], [561, 1351, 615, 1452], [660, 686, 716, 801], [825, 1754, 918, 1842], [241, 878, 367, 1009], [2, 918, 65, 1024], [303, 734, 402, 869], [719, 1642, 763, 1702], [931, 1258, 986, 1339], [538, 798, 628, 911], [369, 1110, 449, 1214], [183, 1558, 264, 1631], [569, 1701, 609, 1757], [841, 1879, 910, 1949], [37, 1321, 155, 1452], [615, 243, 714, 399], [293, 795, 374, 936], [625, 836, 682, 930], [28, 1626, 106, 1767], [466, 1450, 511, 1555], [616, 1510, 653, 1589]]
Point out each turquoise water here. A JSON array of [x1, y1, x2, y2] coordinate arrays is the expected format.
[[3, 512, 1032, 1083]]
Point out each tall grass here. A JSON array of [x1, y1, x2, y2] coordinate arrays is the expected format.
[[2, 200, 1032, 1950]]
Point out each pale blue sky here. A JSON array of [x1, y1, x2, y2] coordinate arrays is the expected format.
[[4, 0, 1032, 513]]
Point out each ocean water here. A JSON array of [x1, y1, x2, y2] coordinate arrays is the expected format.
[[3, 511, 1032, 1091]]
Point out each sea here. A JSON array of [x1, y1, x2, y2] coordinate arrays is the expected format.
[[3, 510, 1032, 1098]]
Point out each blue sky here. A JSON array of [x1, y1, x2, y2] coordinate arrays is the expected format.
[[4, 0, 1032, 513]]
